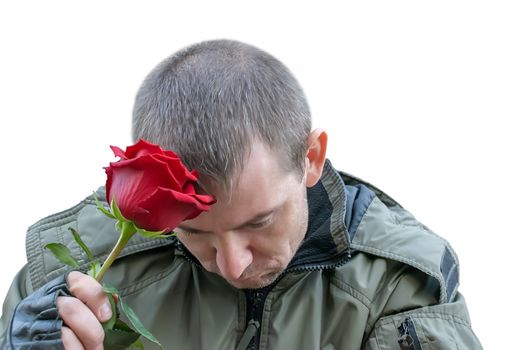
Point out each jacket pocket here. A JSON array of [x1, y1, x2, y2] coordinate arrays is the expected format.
[[364, 295, 483, 350]]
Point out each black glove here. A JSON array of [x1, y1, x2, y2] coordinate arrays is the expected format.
[[7, 273, 72, 350]]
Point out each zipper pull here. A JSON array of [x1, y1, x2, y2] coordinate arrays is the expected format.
[[397, 317, 422, 350], [235, 319, 260, 350]]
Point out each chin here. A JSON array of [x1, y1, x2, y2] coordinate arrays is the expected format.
[[227, 271, 280, 289]]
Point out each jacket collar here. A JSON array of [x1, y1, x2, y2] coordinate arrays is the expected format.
[[285, 160, 376, 271]]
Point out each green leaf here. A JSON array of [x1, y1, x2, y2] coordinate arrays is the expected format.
[[44, 243, 80, 268], [93, 192, 116, 219], [113, 318, 134, 332], [68, 227, 94, 262], [102, 291, 118, 331], [102, 283, 120, 295], [119, 299, 163, 349], [115, 220, 123, 233], [135, 225, 168, 239], [111, 198, 127, 222], [161, 232, 178, 238], [130, 338, 145, 350], [103, 322, 141, 350], [112, 320, 144, 349]]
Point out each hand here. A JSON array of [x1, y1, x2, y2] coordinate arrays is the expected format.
[[58, 271, 112, 350]]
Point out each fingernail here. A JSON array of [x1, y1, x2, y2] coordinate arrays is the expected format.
[[100, 303, 112, 321]]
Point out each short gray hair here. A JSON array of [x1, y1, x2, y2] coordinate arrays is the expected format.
[[132, 39, 311, 191]]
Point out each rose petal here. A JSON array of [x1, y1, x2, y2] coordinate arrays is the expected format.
[[169, 190, 216, 213], [128, 140, 197, 186], [105, 155, 184, 219], [152, 153, 198, 185], [134, 188, 213, 232], [124, 139, 165, 158], [193, 193, 217, 205], [110, 145, 127, 159], [182, 181, 196, 195], [181, 182, 217, 205], [119, 139, 198, 185]]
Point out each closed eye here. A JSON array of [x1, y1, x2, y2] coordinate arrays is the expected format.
[[177, 208, 279, 234], [245, 218, 272, 230]]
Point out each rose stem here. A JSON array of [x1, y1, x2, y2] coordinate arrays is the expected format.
[[95, 221, 136, 282]]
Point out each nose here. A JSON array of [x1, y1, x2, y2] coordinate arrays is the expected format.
[[215, 234, 253, 281]]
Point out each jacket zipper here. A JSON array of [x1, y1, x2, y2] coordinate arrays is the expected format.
[[241, 287, 272, 350], [235, 319, 260, 350], [286, 253, 352, 274], [397, 317, 422, 350], [236, 254, 352, 350], [175, 239, 353, 350]]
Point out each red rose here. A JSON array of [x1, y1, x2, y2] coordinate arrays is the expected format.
[[105, 139, 215, 233]]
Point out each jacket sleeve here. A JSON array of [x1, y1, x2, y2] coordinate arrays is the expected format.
[[0, 266, 70, 350], [1, 266, 31, 349], [364, 293, 482, 349]]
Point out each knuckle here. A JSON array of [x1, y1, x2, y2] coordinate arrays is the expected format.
[[67, 282, 84, 297], [58, 296, 83, 315], [67, 274, 103, 301], [66, 271, 83, 286]]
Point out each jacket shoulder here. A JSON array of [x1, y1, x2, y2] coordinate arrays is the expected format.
[[334, 172, 479, 348], [338, 172, 459, 306], [25, 188, 173, 290], [350, 194, 459, 306]]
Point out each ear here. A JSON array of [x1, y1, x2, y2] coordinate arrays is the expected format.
[[305, 129, 328, 188]]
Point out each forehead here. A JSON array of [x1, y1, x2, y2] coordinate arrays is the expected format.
[[187, 142, 300, 229], [202, 140, 290, 196]]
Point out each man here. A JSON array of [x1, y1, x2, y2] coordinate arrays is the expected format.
[[0, 40, 482, 349]]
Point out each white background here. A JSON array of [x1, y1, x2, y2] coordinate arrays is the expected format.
[[1, 1, 523, 348]]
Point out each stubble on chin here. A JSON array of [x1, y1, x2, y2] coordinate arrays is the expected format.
[[227, 270, 282, 290]]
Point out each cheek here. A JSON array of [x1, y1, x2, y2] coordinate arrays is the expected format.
[[177, 235, 216, 264], [249, 225, 303, 262]]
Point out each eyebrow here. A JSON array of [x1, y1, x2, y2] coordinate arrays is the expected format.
[[177, 207, 278, 234]]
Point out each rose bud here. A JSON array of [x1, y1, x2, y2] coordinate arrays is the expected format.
[[105, 139, 215, 233]]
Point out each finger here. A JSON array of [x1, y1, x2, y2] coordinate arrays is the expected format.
[[62, 326, 85, 350], [67, 271, 112, 322], [58, 296, 105, 350]]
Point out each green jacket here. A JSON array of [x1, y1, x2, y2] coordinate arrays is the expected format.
[[1, 162, 482, 349]]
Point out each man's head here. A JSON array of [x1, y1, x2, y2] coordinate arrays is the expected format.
[[132, 40, 327, 288], [132, 39, 312, 192]]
